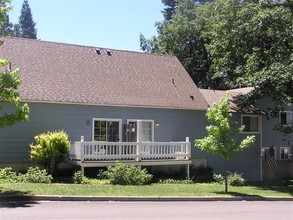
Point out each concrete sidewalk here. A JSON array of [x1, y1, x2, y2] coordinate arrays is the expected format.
[[1, 195, 292, 202]]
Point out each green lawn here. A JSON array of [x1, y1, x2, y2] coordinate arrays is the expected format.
[[1, 181, 292, 197]]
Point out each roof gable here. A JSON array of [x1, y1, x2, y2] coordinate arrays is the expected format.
[[199, 87, 265, 114], [1, 37, 208, 110]]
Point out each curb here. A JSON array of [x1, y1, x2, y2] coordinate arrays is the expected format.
[[1, 195, 292, 202]]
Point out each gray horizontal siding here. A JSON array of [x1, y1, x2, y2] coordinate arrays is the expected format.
[[0, 102, 207, 163], [193, 113, 261, 181], [255, 99, 293, 158], [0, 102, 263, 180]]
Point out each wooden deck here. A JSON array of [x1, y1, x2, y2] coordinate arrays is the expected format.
[[69, 140, 192, 178]]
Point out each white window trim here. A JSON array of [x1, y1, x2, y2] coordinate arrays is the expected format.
[[279, 111, 293, 125], [280, 147, 290, 160], [127, 119, 154, 142], [241, 114, 261, 134], [92, 118, 122, 142]]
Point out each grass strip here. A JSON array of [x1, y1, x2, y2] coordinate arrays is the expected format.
[[0, 182, 292, 197]]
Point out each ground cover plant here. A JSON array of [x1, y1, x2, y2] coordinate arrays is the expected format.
[[0, 167, 52, 184], [0, 166, 291, 197]]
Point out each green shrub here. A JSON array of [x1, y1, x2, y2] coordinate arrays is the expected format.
[[0, 167, 18, 183], [213, 172, 246, 186], [30, 130, 70, 176], [227, 172, 246, 186], [213, 173, 224, 184], [18, 167, 52, 183], [99, 163, 153, 185], [191, 165, 214, 182], [73, 171, 90, 184]]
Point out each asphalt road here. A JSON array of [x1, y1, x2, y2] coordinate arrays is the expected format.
[[0, 201, 292, 220]]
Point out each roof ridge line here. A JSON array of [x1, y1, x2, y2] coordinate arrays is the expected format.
[[2, 36, 175, 58]]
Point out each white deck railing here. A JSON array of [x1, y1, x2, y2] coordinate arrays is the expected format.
[[69, 140, 191, 162]]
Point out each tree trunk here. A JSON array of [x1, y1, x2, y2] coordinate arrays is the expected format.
[[224, 160, 228, 193]]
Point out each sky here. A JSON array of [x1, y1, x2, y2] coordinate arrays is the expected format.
[[9, 0, 164, 52]]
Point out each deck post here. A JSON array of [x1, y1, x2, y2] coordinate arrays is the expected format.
[[80, 137, 85, 175], [136, 142, 141, 161], [186, 137, 191, 159], [80, 136, 84, 162], [186, 137, 190, 179]]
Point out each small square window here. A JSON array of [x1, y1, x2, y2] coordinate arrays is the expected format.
[[280, 112, 293, 125], [280, 147, 289, 160], [242, 115, 259, 132]]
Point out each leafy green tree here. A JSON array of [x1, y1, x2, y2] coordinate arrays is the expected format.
[[0, 58, 30, 128], [139, 33, 160, 54], [195, 94, 255, 193], [0, 0, 13, 36], [142, 0, 292, 116], [195, 0, 292, 116], [0, 1, 30, 128], [140, 0, 210, 86], [19, 0, 37, 39], [30, 130, 71, 176]]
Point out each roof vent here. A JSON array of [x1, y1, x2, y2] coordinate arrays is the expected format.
[[95, 48, 101, 55], [8, 62, 12, 71], [172, 78, 176, 87], [106, 49, 112, 56], [190, 95, 194, 101]]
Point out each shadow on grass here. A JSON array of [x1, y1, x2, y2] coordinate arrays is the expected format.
[[250, 179, 293, 197], [215, 191, 266, 199], [214, 179, 293, 198], [0, 187, 39, 208]]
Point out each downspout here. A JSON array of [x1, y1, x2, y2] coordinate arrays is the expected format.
[[260, 116, 263, 181]]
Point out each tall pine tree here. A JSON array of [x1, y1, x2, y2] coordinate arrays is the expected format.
[[19, 0, 37, 39], [161, 0, 177, 21]]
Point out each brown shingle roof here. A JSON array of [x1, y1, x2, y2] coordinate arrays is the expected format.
[[199, 87, 264, 114], [199, 88, 254, 107], [1, 37, 209, 110]]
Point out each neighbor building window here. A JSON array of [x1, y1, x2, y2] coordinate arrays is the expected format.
[[242, 115, 259, 132], [261, 147, 276, 159], [280, 111, 293, 125], [280, 147, 289, 160], [92, 118, 122, 142]]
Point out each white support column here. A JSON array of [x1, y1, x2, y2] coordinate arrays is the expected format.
[[136, 142, 141, 161], [80, 136, 84, 162], [186, 137, 191, 159], [80, 136, 85, 175], [186, 137, 190, 179], [186, 164, 190, 180]]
